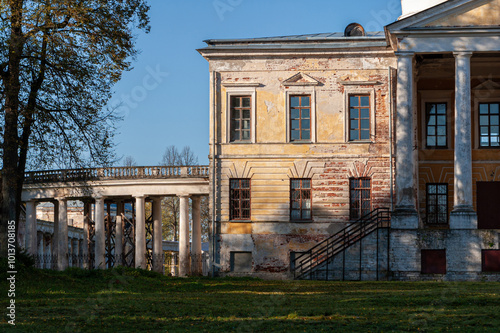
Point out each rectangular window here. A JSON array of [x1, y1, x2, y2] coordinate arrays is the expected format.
[[290, 95, 311, 141], [482, 250, 500, 272], [421, 249, 446, 274], [426, 103, 447, 148], [426, 183, 448, 225], [230, 179, 250, 220], [479, 103, 500, 148], [349, 95, 370, 141], [230, 96, 251, 142], [290, 178, 312, 220], [349, 178, 371, 219]]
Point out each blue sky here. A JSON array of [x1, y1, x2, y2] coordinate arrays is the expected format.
[[110, 0, 402, 166]]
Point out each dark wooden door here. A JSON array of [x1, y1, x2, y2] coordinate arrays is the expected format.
[[477, 182, 500, 229]]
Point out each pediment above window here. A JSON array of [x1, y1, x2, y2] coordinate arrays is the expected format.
[[282, 73, 321, 87], [473, 79, 500, 91]]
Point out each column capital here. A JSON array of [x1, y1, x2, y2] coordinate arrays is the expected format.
[[453, 51, 473, 58], [54, 196, 67, 202], [133, 194, 146, 199], [177, 194, 191, 199]]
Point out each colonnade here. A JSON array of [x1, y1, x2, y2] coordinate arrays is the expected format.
[[393, 51, 477, 229], [24, 195, 204, 276]]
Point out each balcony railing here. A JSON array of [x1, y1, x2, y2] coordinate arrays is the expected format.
[[24, 166, 209, 184]]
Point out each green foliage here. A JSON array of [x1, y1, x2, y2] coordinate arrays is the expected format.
[[1, 270, 499, 332]]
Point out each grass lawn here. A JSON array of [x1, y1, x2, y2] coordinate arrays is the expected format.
[[1, 266, 499, 332]]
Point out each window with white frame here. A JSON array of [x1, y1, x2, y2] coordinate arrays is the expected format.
[[223, 84, 257, 144], [342, 85, 376, 143]]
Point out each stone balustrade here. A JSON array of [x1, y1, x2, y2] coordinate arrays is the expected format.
[[24, 165, 209, 184]]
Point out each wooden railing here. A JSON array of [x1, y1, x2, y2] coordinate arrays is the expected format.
[[24, 166, 209, 184]]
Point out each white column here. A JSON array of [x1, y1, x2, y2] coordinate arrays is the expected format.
[[135, 195, 147, 269], [25, 200, 37, 256], [94, 197, 106, 269], [451, 51, 477, 229], [52, 201, 59, 261], [393, 52, 419, 229], [191, 196, 202, 276], [115, 200, 124, 265], [56, 197, 68, 271], [152, 197, 163, 273], [179, 195, 191, 277], [82, 201, 90, 269]]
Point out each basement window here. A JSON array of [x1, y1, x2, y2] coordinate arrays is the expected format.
[[482, 250, 500, 272], [421, 249, 446, 274], [230, 252, 252, 272]]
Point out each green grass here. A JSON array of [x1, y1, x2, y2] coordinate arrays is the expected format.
[[1, 266, 499, 332]]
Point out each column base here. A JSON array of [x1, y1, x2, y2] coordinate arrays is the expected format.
[[391, 206, 419, 229], [450, 206, 477, 229]]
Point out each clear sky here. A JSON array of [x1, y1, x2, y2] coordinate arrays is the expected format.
[[110, 0, 402, 166]]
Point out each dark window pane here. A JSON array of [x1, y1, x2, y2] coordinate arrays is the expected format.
[[350, 109, 359, 119], [291, 120, 300, 130], [242, 98, 251, 107], [437, 116, 446, 125], [361, 108, 370, 118], [437, 136, 446, 146], [491, 104, 499, 114], [437, 104, 446, 114], [428, 126, 436, 135], [350, 120, 359, 130], [302, 109, 310, 119], [232, 131, 240, 141], [428, 116, 436, 126], [360, 130, 370, 140], [361, 119, 370, 129], [360, 96, 370, 107], [231, 97, 240, 107], [350, 96, 359, 107], [291, 96, 300, 107], [242, 131, 250, 140], [350, 131, 359, 140], [428, 104, 436, 114], [243, 109, 250, 119], [291, 109, 300, 119], [302, 130, 310, 140], [437, 126, 446, 136], [291, 130, 300, 140], [492, 116, 499, 126], [480, 116, 489, 126], [301, 97, 310, 107], [302, 119, 310, 129]]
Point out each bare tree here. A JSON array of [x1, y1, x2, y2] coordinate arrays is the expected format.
[[122, 155, 137, 167], [160, 145, 198, 166], [159, 145, 205, 242], [0, 0, 150, 255]]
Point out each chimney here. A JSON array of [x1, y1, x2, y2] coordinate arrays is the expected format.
[[400, 0, 448, 19]]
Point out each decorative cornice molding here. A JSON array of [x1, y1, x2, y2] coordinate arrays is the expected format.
[[340, 80, 382, 86]]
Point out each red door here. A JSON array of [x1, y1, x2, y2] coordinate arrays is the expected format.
[[477, 182, 500, 229]]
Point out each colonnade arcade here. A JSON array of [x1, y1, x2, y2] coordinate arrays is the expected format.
[[21, 166, 210, 276]]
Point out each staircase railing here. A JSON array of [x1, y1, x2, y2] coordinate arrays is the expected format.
[[292, 207, 391, 280]]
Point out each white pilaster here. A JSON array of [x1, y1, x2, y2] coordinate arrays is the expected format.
[[56, 197, 68, 271], [451, 51, 477, 229], [94, 197, 106, 269], [25, 200, 37, 256], [191, 196, 202, 276], [152, 197, 164, 273], [135, 195, 147, 269], [179, 195, 191, 277], [115, 200, 124, 265], [393, 52, 419, 229]]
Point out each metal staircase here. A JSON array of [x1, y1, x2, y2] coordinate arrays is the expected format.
[[292, 208, 391, 280]]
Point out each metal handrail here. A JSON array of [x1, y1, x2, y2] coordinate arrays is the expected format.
[[293, 207, 391, 280]]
